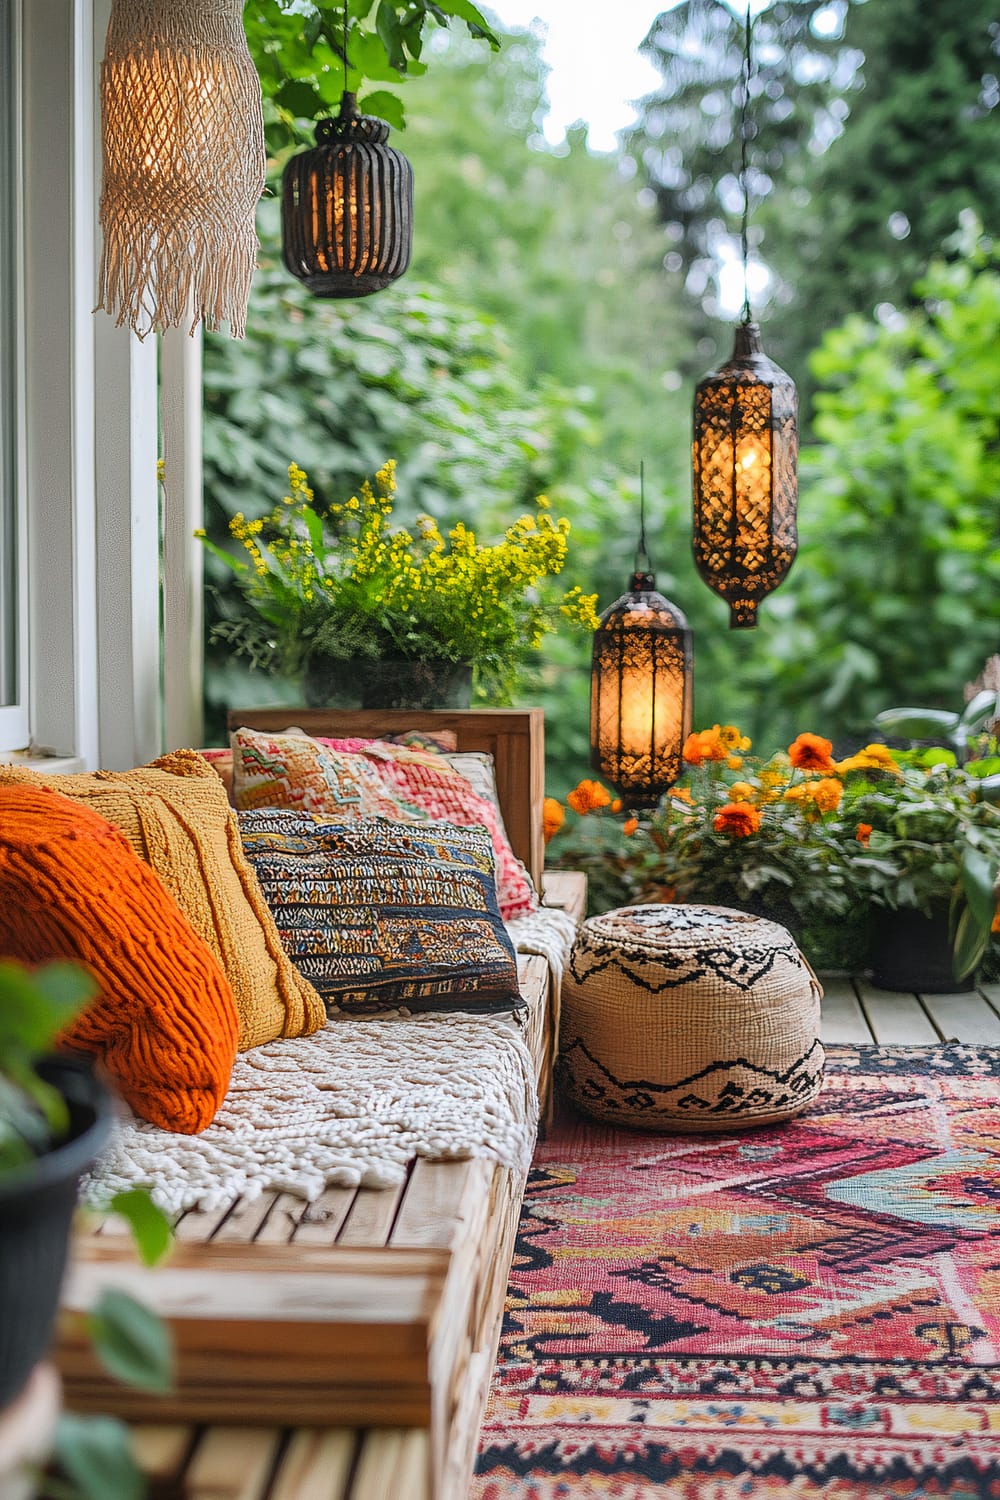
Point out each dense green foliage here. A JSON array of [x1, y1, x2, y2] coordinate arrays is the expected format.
[[205, 3, 1000, 795], [733, 230, 1000, 742], [629, 0, 1000, 393]]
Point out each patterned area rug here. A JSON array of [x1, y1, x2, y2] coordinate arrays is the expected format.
[[473, 1045, 1000, 1499]]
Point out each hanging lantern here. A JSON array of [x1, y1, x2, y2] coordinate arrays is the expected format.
[[282, 91, 413, 299], [692, 320, 798, 629], [590, 476, 693, 805], [691, 9, 798, 629], [96, 0, 266, 340]]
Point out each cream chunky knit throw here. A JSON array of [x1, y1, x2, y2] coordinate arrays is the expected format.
[[86, 907, 578, 1214]]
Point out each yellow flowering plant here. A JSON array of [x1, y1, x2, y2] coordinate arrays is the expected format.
[[198, 460, 599, 701]]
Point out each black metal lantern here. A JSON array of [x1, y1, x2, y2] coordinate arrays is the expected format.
[[692, 320, 798, 629], [281, 89, 413, 299], [691, 9, 797, 629], [590, 482, 693, 805]]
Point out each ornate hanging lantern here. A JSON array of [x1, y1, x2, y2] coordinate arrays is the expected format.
[[590, 477, 693, 805], [691, 9, 798, 629], [281, 3, 412, 300], [96, 0, 266, 339], [692, 321, 797, 628]]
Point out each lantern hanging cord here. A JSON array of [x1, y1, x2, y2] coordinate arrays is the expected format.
[[739, 5, 753, 325], [343, 0, 349, 92], [635, 460, 654, 575]]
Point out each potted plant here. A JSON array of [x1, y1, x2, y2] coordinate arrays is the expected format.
[[545, 724, 1000, 987], [197, 459, 599, 708], [0, 959, 173, 1500]]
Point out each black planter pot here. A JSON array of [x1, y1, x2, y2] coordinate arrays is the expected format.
[[0, 1057, 112, 1407], [303, 653, 473, 711], [869, 906, 974, 993]]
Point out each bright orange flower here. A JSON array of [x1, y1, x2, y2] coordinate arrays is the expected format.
[[856, 822, 873, 847], [788, 733, 836, 773], [623, 816, 638, 836], [683, 726, 729, 765], [671, 786, 694, 805], [809, 777, 843, 814], [611, 798, 623, 813], [727, 756, 744, 771], [837, 743, 903, 777], [729, 782, 754, 802], [713, 801, 762, 837], [993, 907, 1000, 934], [566, 779, 612, 815], [720, 724, 752, 752], [542, 796, 565, 843]]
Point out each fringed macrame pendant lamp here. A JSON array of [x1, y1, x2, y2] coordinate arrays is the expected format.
[[282, 3, 413, 299], [590, 472, 693, 805], [97, 0, 266, 340], [691, 9, 798, 629]]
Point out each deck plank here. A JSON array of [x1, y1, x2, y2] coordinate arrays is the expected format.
[[919, 990, 1000, 1043], [348, 1430, 431, 1500], [183, 1427, 282, 1500], [854, 982, 939, 1044], [269, 1430, 357, 1500], [820, 978, 873, 1043]]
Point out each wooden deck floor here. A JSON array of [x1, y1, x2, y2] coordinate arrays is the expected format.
[[820, 974, 1000, 1045]]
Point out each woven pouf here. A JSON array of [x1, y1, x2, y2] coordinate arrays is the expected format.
[[556, 904, 825, 1131]]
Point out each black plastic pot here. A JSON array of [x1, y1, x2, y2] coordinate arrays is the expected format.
[[869, 906, 974, 993], [0, 1057, 112, 1407]]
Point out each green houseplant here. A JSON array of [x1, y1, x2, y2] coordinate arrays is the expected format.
[[0, 959, 173, 1500], [199, 459, 599, 707]]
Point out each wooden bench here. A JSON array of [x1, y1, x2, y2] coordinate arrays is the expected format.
[[56, 710, 584, 1500]]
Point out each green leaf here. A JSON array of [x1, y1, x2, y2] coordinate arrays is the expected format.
[[108, 1189, 174, 1268], [275, 79, 326, 119], [52, 1413, 147, 1500], [960, 845, 999, 935], [957, 688, 1000, 737], [975, 773, 1000, 804], [358, 89, 406, 130], [375, 0, 406, 71], [87, 1288, 174, 1394], [872, 707, 961, 740], [953, 904, 990, 981], [428, 0, 500, 48]]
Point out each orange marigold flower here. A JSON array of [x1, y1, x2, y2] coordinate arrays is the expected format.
[[566, 778, 612, 815], [856, 822, 873, 847], [542, 796, 565, 843], [788, 732, 836, 773], [623, 816, 638, 836], [671, 786, 694, 805], [713, 801, 762, 837], [611, 798, 623, 813], [720, 724, 752, 752], [837, 743, 903, 777], [809, 777, 843, 814], [729, 782, 754, 802], [683, 726, 728, 765], [993, 907, 1000, 934]]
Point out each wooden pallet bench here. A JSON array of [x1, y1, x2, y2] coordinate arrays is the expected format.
[[56, 709, 583, 1500]]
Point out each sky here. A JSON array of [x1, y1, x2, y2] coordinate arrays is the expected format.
[[488, 2, 668, 153]]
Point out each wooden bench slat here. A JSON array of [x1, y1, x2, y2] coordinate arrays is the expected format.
[[292, 1185, 359, 1245], [269, 1430, 357, 1500], [348, 1429, 431, 1500], [183, 1427, 283, 1500], [337, 1179, 407, 1247]]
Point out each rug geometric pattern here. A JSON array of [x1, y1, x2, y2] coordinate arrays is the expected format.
[[473, 1045, 1000, 1499]]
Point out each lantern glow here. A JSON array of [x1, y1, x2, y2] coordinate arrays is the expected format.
[[590, 571, 693, 806]]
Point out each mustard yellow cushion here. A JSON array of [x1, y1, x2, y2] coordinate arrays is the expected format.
[[0, 752, 324, 1050]]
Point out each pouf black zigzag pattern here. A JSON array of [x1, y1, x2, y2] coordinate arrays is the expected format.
[[556, 904, 825, 1131]]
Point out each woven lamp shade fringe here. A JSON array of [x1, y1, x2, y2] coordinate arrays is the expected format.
[[97, 0, 266, 339]]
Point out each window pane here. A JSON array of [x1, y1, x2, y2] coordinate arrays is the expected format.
[[0, 0, 17, 708]]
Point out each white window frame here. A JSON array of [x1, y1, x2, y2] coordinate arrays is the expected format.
[[4, 0, 203, 771], [0, 0, 29, 752]]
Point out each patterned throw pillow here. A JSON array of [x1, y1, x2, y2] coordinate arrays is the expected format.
[[231, 728, 537, 921], [0, 752, 325, 1051], [0, 786, 239, 1133], [238, 810, 522, 1015]]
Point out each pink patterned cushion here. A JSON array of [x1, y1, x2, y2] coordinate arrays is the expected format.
[[229, 728, 536, 921], [316, 738, 537, 921]]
